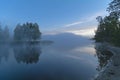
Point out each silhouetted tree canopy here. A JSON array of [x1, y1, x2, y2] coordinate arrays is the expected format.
[[107, 0, 120, 13], [14, 22, 41, 41], [94, 0, 120, 46]]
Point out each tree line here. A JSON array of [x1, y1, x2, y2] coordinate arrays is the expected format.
[[94, 0, 120, 46], [0, 22, 41, 43], [0, 25, 10, 42]]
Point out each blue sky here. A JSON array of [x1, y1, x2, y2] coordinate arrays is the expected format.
[[0, 0, 110, 36]]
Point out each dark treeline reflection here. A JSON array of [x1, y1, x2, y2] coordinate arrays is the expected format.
[[14, 43, 41, 64], [95, 44, 113, 71], [0, 43, 41, 64]]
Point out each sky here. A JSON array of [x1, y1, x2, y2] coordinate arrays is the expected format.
[[0, 0, 110, 37]]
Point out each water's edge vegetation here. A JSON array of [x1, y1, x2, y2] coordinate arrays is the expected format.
[[0, 22, 41, 43], [94, 0, 120, 46], [94, 0, 120, 80]]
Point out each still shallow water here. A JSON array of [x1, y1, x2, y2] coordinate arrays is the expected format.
[[0, 33, 98, 80]]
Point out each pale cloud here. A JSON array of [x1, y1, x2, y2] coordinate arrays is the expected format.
[[65, 27, 97, 37], [65, 21, 83, 27], [63, 11, 107, 28], [43, 11, 107, 37], [85, 11, 107, 22], [43, 26, 97, 38]]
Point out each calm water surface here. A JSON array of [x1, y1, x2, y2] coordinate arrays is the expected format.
[[0, 33, 98, 80]]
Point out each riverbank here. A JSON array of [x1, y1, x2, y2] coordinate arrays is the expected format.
[[94, 43, 120, 80]]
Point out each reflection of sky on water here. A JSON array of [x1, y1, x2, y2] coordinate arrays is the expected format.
[[73, 45, 96, 54], [41, 33, 98, 80], [0, 33, 98, 80], [42, 43, 97, 70]]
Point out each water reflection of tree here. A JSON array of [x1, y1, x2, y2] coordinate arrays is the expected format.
[[0, 44, 10, 62], [95, 44, 113, 71], [14, 43, 41, 64]]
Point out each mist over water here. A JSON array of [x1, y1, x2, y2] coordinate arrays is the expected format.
[[0, 0, 118, 79], [0, 32, 98, 80]]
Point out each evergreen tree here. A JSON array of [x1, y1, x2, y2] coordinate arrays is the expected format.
[[95, 0, 120, 46], [3, 26, 10, 41], [0, 25, 10, 42], [14, 22, 41, 41], [0, 25, 3, 41]]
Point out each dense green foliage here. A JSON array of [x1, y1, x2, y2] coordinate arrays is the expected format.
[[94, 0, 120, 46], [14, 22, 41, 41]]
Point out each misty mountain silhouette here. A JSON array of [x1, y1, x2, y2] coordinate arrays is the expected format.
[[42, 33, 93, 51]]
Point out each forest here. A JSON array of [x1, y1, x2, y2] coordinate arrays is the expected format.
[[0, 22, 41, 43], [94, 0, 120, 46]]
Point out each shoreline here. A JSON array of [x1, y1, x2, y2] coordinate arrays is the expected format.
[[94, 43, 120, 80]]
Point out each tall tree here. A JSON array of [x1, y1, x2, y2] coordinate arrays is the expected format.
[[107, 0, 120, 16], [3, 26, 10, 41], [95, 0, 120, 46], [0, 25, 3, 41], [0, 25, 10, 42], [14, 22, 41, 41]]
